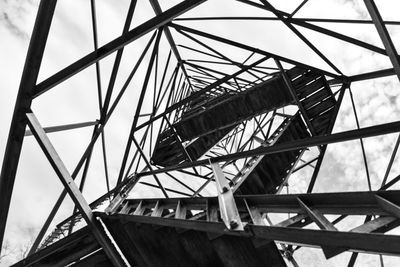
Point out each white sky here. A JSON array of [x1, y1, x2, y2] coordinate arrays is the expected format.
[[1, 0, 400, 266]]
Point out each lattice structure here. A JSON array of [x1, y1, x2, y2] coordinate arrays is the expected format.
[[2, 0, 400, 266]]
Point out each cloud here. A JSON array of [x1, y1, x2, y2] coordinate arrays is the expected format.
[[0, 0, 37, 40]]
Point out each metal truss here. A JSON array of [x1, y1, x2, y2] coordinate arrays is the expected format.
[[104, 188, 400, 257], [2, 0, 400, 266]]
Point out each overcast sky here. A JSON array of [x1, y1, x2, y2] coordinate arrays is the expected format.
[[1, 0, 400, 266]]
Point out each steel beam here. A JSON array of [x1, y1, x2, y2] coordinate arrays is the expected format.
[[233, 1, 387, 57], [140, 119, 400, 177], [116, 29, 162, 185], [14, 228, 98, 267], [139, 181, 192, 197], [31, 188, 400, 261], [260, 0, 342, 74], [349, 68, 395, 82], [288, 1, 307, 17], [275, 59, 316, 135], [0, 0, 57, 251], [307, 84, 346, 193], [24, 120, 98, 136], [175, 16, 400, 26], [132, 137, 168, 198], [23, 12, 159, 258], [26, 113, 126, 267], [97, 208, 400, 256], [97, 189, 400, 256], [30, 174, 136, 254], [134, 56, 269, 132], [211, 162, 244, 231], [251, 225, 400, 256], [364, 0, 400, 82], [349, 88, 372, 190], [149, 0, 194, 92], [382, 134, 400, 186], [105, 175, 139, 215], [100, 0, 137, 123], [171, 23, 342, 79], [297, 197, 337, 231], [118, 190, 400, 216], [33, 0, 207, 97]]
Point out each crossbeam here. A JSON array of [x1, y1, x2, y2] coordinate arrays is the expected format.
[[140, 119, 400, 176], [96, 188, 400, 256]]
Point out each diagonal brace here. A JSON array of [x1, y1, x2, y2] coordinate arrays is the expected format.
[[26, 113, 126, 267], [364, 0, 400, 82]]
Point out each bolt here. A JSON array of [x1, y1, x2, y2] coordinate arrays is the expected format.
[[221, 186, 229, 193], [230, 219, 239, 229], [283, 250, 292, 258]]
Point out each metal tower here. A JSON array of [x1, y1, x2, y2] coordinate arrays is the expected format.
[[2, 0, 400, 266]]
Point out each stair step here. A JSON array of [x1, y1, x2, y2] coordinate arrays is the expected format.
[[302, 88, 331, 110], [296, 77, 326, 100], [306, 98, 336, 119], [287, 67, 308, 80], [311, 110, 335, 135], [238, 115, 308, 194], [292, 71, 320, 89]]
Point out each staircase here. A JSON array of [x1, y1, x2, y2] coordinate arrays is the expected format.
[[151, 125, 236, 167], [234, 67, 340, 194], [152, 74, 294, 167], [235, 114, 309, 195], [287, 67, 337, 135]]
